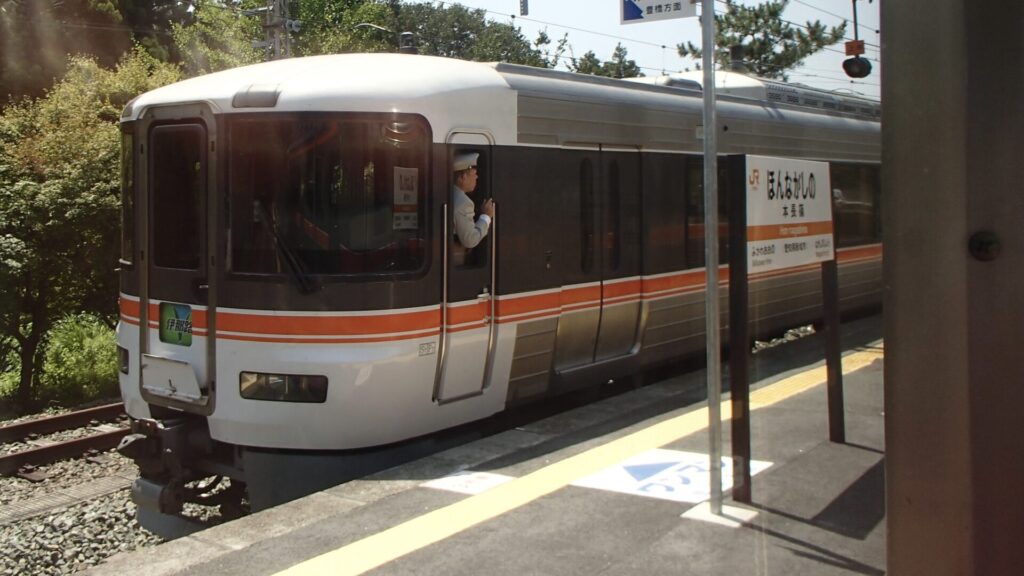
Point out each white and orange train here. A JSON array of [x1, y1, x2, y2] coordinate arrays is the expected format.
[[115, 54, 881, 531]]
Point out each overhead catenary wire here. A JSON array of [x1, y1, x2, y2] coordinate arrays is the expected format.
[[13, 1, 879, 94], [710, 0, 880, 53], [790, 0, 880, 42], [453, 1, 878, 93]]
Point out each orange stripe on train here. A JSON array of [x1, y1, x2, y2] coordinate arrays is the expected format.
[[217, 309, 439, 336], [120, 246, 882, 340]]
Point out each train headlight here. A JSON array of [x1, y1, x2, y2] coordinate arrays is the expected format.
[[118, 346, 130, 375], [239, 372, 328, 403]]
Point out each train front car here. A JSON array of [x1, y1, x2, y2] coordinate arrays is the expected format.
[[115, 54, 519, 534], [115, 53, 882, 537]]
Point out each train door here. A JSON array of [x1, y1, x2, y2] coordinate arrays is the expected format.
[[137, 105, 217, 414], [554, 151, 602, 372], [595, 150, 642, 361], [554, 149, 641, 372], [434, 133, 496, 403]]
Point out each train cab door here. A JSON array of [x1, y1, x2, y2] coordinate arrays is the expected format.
[[137, 105, 217, 415], [434, 133, 497, 403]]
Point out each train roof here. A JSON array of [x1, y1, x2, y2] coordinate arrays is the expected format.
[[123, 53, 519, 142], [493, 62, 879, 161], [123, 53, 879, 161], [625, 70, 881, 120]]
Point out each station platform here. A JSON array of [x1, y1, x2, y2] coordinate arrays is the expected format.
[[87, 314, 885, 576]]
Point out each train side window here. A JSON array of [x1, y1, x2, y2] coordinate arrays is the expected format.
[[685, 158, 731, 268], [830, 164, 880, 247], [606, 159, 621, 272], [120, 126, 134, 265], [580, 159, 596, 274]]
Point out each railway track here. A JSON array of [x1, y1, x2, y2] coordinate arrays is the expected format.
[[0, 403, 128, 478]]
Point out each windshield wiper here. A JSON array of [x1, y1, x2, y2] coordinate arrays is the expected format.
[[257, 201, 319, 294]]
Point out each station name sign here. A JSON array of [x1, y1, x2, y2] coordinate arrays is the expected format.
[[621, 0, 696, 24], [745, 155, 834, 274]]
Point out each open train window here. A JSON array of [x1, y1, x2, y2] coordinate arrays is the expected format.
[[227, 113, 429, 277], [451, 147, 491, 269]]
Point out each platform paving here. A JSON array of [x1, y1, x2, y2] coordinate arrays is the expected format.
[[87, 314, 885, 576]]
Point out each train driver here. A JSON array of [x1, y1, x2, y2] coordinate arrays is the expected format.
[[452, 151, 494, 265]]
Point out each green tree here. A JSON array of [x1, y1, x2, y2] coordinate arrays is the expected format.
[[532, 30, 570, 70], [293, 0, 396, 55], [571, 51, 604, 76], [602, 43, 643, 78], [171, 1, 562, 68], [0, 1, 190, 102], [0, 48, 179, 409], [118, 1, 194, 63], [172, 0, 263, 76], [677, 0, 846, 80], [393, 2, 549, 65], [569, 43, 643, 79]]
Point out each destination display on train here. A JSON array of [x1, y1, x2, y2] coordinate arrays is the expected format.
[[745, 155, 834, 274]]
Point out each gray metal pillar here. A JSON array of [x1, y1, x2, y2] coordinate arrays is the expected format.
[[699, 0, 722, 516], [884, 1, 1024, 574]]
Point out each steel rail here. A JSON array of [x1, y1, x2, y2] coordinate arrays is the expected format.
[[0, 402, 124, 443], [0, 428, 130, 476]]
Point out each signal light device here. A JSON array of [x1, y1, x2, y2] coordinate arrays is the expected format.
[[842, 56, 872, 79]]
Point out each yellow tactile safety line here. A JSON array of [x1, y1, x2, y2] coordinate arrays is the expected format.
[[276, 346, 883, 576]]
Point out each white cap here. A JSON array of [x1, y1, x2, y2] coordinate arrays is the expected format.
[[453, 152, 479, 172]]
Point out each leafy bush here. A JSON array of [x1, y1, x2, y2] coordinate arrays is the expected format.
[[0, 369, 16, 400], [0, 337, 18, 401], [38, 314, 118, 406]]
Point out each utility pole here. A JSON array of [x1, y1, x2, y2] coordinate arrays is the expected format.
[[271, 0, 289, 60], [252, 0, 296, 60]]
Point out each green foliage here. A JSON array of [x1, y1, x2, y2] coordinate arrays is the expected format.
[[569, 43, 643, 79], [0, 48, 179, 409], [172, 0, 263, 76], [0, 0, 125, 101], [393, 2, 549, 66], [294, 0, 397, 55], [37, 314, 119, 405], [0, 1, 190, 103], [677, 0, 846, 80], [0, 336, 16, 399], [533, 30, 570, 70]]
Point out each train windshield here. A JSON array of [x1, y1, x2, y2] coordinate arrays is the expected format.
[[227, 114, 428, 277]]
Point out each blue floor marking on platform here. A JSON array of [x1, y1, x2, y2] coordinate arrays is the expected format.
[[624, 462, 677, 482]]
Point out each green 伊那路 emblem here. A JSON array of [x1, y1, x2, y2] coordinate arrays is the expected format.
[[159, 303, 193, 346]]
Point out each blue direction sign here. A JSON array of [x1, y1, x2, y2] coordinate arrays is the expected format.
[[621, 0, 697, 24]]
